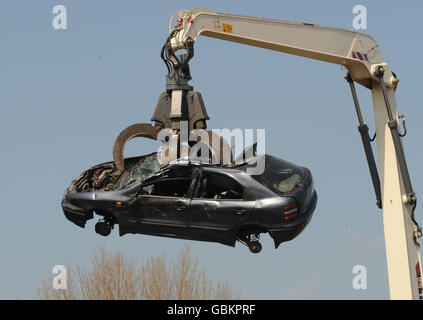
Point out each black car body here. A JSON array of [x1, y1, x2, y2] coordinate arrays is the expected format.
[[62, 153, 317, 252]]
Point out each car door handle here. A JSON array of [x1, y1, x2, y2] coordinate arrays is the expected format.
[[175, 206, 185, 212], [233, 208, 247, 215]]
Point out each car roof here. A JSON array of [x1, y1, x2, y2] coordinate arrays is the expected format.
[[139, 155, 283, 199], [160, 154, 266, 170]]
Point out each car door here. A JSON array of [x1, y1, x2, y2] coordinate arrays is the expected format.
[[189, 169, 255, 243], [128, 176, 193, 236]]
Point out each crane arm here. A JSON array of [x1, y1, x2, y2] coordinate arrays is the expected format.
[[113, 8, 421, 299], [165, 8, 422, 300], [169, 8, 396, 89]]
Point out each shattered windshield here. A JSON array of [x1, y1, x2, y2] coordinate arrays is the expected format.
[[118, 154, 160, 188], [251, 155, 305, 195]]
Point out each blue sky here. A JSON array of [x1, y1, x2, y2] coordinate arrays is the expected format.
[[1, 0, 422, 299]]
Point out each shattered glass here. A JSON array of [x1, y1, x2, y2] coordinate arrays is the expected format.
[[118, 154, 160, 188]]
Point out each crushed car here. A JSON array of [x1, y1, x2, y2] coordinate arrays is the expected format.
[[61, 153, 317, 253]]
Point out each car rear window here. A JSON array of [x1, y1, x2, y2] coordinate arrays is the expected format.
[[251, 155, 305, 195]]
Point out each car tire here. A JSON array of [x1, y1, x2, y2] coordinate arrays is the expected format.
[[95, 221, 111, 236], [249, 241, 262, 254]]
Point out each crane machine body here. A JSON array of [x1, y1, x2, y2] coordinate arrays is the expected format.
[[112, 8, 422, 299]]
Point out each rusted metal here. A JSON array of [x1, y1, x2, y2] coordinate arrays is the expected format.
[[113, 123, 160, 171], [113, 122, 233, 171]]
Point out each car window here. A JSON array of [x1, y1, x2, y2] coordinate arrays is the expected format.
[[251, 155, 305, 195], [118, 154, 160, 188], [139, 178, 192, 198], [196, 172, 244, 200]]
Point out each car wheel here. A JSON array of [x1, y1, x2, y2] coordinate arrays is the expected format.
[[95, 221, 111, 236], [248, 241, 262, 254]]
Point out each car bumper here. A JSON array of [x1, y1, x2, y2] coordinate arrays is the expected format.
[[268, 191, 317, 248], [62, 200, 93, 228]]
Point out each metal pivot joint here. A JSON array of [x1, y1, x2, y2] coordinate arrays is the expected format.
[[162, 37, 195, 91], [345, 73, 382, 209], [154, 34, 209, 132]]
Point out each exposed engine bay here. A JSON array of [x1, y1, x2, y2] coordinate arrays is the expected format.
[[65, 153, 160, 195]]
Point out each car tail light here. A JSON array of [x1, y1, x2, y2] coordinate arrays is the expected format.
[[283, 202, 298, 220]]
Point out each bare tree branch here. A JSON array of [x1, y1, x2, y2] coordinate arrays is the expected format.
[[36, 245, 240, 300]]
